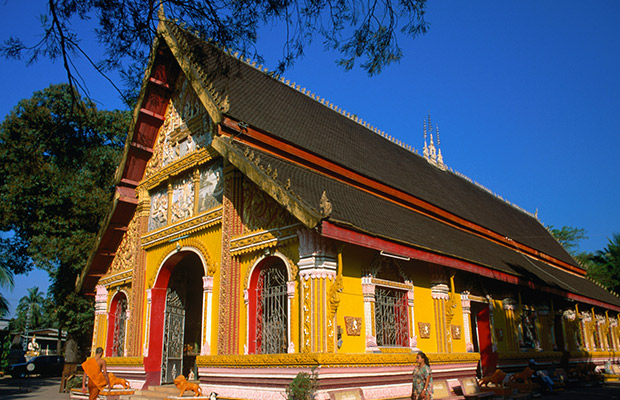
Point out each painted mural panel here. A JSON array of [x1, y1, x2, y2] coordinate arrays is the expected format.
[[149, 187, 168, 231], [170, 174, 195, 223], [198, 161, 223, 213]]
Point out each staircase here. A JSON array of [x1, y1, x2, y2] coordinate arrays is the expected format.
[[128, 384, 189, 400]]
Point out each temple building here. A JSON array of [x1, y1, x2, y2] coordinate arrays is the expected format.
[[77, 15, 620, 399]]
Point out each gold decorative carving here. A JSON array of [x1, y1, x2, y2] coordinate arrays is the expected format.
[[105, 356, 144, 366], [142, 208, 222, 249], [302, 279, 311, 353], [195, 352, 480, 368], [320, 191, 332, 217], [147, 237, 216, 289], [277, 246, 299, 280], [418, 322, 431, 339], [144, 74, 214, 182], [230, 224, 301, 255], [364, 254, 409, 282], [370, 278, 413, 290], [100, 271, 134, 287], [108, 218, 139, 275], [344, 316, 362, 336], [451, 325, 462, 340], [242, 178, 296, 233]]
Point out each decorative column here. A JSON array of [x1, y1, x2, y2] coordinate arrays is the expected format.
[[92, 285, 108, 355], [487, 295, 498, 352], [143, 289, 152, 357], [537, 306, 551, 350], [407, 285, 418, 350], [287, 281, 296, 353], [201, 275, 214, 355], [362, 276, 378, 352], [218, 166, 243, 354], [297, 228, 337, 353], [502, 298, 518, 351], [580, 311, 592, 351], [461, 292, 473, 352], [127, 186, 149, 356], [431, 280, 450, 353]]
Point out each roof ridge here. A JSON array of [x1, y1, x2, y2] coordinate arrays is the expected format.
[[170, 20, 421, 158], [167, 20, 539, 224], [447, 165, 538, 220]]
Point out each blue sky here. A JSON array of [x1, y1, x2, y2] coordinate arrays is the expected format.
[[1, 1, 619, 315]]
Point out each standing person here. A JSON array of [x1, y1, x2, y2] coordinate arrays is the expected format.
[[81, 347, 111, 400], [411, 351, 433, 400]]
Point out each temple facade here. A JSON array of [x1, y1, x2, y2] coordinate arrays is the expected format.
[[78, 17, 620, 400]]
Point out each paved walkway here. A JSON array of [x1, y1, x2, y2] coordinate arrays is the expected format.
[[1, 376, 620, 400], [0, 376, 70, 400]]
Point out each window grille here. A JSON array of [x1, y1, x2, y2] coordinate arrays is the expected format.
[[256, 264, 288, 354], [112, 297, 127, 357], [375, 286, 409, 347]]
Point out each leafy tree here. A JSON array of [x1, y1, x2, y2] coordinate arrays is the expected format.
[[0, 84, 129, 351], [589, 233, 620, 294], [0, 262, 13, 317], [548, 225, 588, 257], [2, 0, 429, 104], [13, 287, 46, 332]]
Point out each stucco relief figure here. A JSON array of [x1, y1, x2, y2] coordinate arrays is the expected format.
[[198, 163, 223, 213], [149, 190, 168, 231], [171, 176, 194, 223]]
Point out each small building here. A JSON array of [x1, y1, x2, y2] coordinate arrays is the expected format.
[[78, 15, 620, 399]]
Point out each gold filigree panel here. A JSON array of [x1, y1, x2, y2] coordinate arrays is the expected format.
[[108, 218, 139, 275], [230, 224, 300, 256], [242, 178, 297, 233], [195, 352, 480, 368], [142, 208, 222, 249], [144, 75, 213, 180]]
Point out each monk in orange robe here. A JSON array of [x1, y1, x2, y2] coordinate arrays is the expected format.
[[81, 347, 111, 400]]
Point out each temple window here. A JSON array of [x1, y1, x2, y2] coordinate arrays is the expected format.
[[249, 257, 288, 354], [374, 286, 409, 347], [107, 291, 128, 357], [519, 308, 540, 351]]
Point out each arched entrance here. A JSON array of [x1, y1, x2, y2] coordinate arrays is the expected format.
[[106, 291, 128, 357], [146, 250, 205, 385], [248, 256, 289, 354]]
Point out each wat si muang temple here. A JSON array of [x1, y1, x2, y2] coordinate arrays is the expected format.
[[77, 16, 620, 399]]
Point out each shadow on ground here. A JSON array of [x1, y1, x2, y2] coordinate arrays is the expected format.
[[0, 376, 68, 399]]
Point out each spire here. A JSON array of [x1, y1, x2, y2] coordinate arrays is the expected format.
[[423, 118, 429, 159], [422, 114, 446, 170]]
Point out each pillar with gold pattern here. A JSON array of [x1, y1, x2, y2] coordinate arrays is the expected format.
[[461, 292, 473, 352], [502, 298, 519, 351], [143, 289, 152, 357], [297, 228, 337, 353], [201, 275, 214, 354], [92, 285, 108, 354]]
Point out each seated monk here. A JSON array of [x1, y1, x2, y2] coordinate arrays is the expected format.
[[479, 369, 506, 387]]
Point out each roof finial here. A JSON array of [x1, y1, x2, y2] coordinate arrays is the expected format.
[[436, 124, 444, 166], [423, 118, 429, 159], [423, 114, 446, 170]]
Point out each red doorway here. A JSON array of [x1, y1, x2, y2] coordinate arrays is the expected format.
[[471, 303, 498, 376]]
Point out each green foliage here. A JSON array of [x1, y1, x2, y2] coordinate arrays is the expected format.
[[0, 84, 129, 352], [589, 233, 620, 294], [0, 259, 13, 317], [548, 225, 588, 257], [12, 287, 46, 332], [2, 0, 429, 104], [67, 375, 84, 389], [0, 335, 11, 372], [286, 368, 318, 400]]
